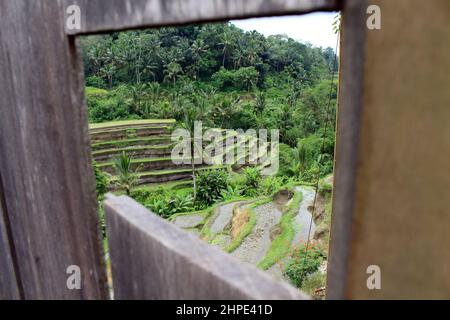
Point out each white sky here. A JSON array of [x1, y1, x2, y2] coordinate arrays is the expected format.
[[231, 12, 339, 49]]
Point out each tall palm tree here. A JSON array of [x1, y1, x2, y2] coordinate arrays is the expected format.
[[232, 46, 245, 69], [219, 31, 234, 67], [180, 107, 202, 204], [163, 62, 183, 87], [100, 63, 116, 89], [190, 39, 208, 79]]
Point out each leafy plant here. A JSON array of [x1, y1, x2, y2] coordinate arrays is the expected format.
[[93, 161, 109, 198], [113, 151, 140, 195], [220, 184, 243, 201], [284, 243, 325, 287], [259, 176, 284, 196], [242, 167, 261, 196], [145, 192, 194, 218], [196, 169, 229, 206]]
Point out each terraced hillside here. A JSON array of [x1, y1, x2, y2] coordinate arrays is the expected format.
[[90, 119, 273, 188], [170, 186, 319, 281]]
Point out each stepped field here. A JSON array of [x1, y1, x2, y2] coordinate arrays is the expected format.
[[90, 119, 275, 188]]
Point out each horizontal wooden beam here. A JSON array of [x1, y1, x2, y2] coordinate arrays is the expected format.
[[104, 194, 307, 299], [65, 0, 340, 35]]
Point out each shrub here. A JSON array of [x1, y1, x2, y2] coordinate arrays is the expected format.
[[220, 184, 243, 201], [130, 187, 153, 203], [145, 191, 194, 218], [242, 167, 261, 196], [284, 243, 325, 288], [259, 176, 284, 196], [93, 162, 108, 198], [196, 169, 229, 206]]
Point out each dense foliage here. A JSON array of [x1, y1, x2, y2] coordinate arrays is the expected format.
[[284, 243, 326, 287], [82, 22, 338, 182]]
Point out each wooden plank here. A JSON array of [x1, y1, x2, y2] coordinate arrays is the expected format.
[[0, 174, 22, 299], [104, 194, 307, 300], [65, 0, 340, 35], [326, 0, 367, 299], [344, 0, 450, 299], [329, 0, 450, 299], [0, 0, 107, 299]]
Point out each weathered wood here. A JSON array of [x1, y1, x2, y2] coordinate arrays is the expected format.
[[0, 0, 107, 299], [0, 174, 21, 299], [326, 0, 366, 299], [329, 0, 450, 299], [66, 0, 340, 35], [104, 194, 307, 299]]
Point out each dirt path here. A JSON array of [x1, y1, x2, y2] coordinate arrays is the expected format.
[[173, 214, 204, 229], [230, 202, 282, 265], [209, 202, 240, 235], [267, 186, 317, 280], [292, 186, 316, 246]]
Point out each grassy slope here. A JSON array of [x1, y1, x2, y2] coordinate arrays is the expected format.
[[89, 119, 175, 129], [257, 188, 303, 270]]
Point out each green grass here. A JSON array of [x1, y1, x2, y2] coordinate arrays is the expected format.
[[257, 190, 303, 270], [89, 119, 175, 129], [224, 198, 270, 253], [300, 272, 327, 297], [108, 165, 228, 181], [198, 197, 251, 241], [96, 156, 186, 167], [90, 125, 172, 135], [91, 136, 172, 148]]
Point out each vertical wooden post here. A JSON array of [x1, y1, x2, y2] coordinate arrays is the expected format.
[[0, 0, 107, 299], [328, 0, 450, 299]]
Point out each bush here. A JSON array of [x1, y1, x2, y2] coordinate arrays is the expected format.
[[284, 243, 325, 288], [146, 190, 194, 218], [220, 184, 243, 201], [259, 176, 284, 196], [196, 169, 229, 206], [242, 167, 261, 196], [130, 187, 153, 203], [93, 162, 108, 198]]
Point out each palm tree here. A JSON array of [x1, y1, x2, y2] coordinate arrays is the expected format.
[[180, 107, 202, 204], [219, 31, 235, 67], [100, 63, 116, 89], [113, 151, 140, 196], [255, 92, 266, 115], [232, 46, 245, 69], [163, 62, 183, 87], [190, 39, 208, 79]]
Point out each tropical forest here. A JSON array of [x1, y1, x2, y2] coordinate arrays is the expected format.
[[82, 19, 338, 298]]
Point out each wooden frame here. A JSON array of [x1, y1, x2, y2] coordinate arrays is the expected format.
[[1, 0, 369, 299]]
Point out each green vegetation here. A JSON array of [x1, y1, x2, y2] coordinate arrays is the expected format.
[[225, 198, 269, 253], [258, 190, 303, 270], [85, 20, 338, 292], [82, 22, 337, 184], [196, 168, 229, 206], [284, 243, 326, 287], [113, 151, 140, 195]]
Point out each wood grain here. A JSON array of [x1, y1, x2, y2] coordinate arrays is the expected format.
[[326, 0, 367, 300], [0, 0, 107, 299], [66, 0, 340, 35], [104, 194, 307, 300], [0, 173, 21, 299]]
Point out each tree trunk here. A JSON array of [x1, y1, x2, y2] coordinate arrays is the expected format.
[[191, 141, 196, 204]]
